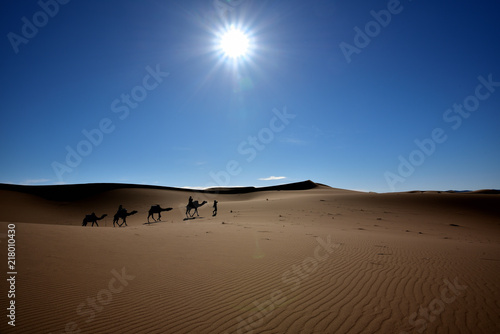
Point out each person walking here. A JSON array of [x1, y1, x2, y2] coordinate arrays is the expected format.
[[212, 200, 218, 217]]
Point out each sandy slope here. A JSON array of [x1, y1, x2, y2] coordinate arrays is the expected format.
[[0, 182, 499, 333]]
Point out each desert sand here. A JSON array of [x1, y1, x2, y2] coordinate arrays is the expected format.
[[0, 180, 499, 333]]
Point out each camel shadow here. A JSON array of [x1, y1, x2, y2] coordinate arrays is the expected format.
[[183, 216, 204, 221], [143, 220, 165, 225]]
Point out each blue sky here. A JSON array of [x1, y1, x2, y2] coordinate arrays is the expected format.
[[1, 0, 499, 192]]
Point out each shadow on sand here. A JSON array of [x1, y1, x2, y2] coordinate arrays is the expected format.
[[143, 220, 167, 225], [183, 216, 204, 221]]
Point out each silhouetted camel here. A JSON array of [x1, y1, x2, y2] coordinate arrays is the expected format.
[[147, 205, 173, 222], [82, 213, 107, 227], [186, 200, 207, 218], [113, 208, 138, 227]]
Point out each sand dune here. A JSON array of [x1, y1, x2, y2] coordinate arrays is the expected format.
[[0, 181, 499, 333]]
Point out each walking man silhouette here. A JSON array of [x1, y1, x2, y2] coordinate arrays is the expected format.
[[212, 200, 218, 217]]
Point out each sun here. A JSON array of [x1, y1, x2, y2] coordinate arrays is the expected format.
[[219, 27, 249, 58]]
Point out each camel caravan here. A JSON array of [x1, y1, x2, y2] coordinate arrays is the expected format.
[[81, 196, 217, 227]]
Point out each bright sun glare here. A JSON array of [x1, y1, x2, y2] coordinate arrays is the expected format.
[[220, 27, 249, 58]]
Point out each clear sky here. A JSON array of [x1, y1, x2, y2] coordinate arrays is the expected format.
[[1, 0, 499, 192]]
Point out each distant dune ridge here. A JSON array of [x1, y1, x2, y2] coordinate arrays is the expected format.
[[0, 181, 499, 333], [0, 180, 319, 200]]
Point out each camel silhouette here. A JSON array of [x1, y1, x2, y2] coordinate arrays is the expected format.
[[113, 207, 138, 227], [186, 200, 207, 218], [147, 205, 173, 222], [82, 213, 107, 227]]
